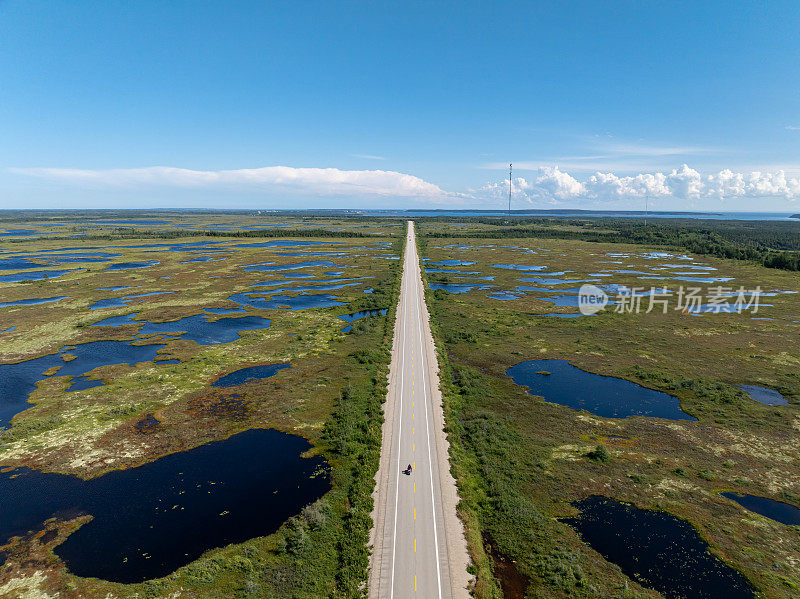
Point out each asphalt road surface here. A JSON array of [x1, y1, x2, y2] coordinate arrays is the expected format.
[[370, 221, 466, 598]]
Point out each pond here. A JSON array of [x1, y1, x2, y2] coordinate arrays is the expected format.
[[720, 492, 800, 525], [212, 363, 292, 387], [738, 385, 789, 406], [241, 260, 338, 272], [0, 296, 67, 308], [491, 264, 547, 271], [229, 240, 341, 249], [0, 340, 169, 427], [429, 283, 494, 294], [563, 495, 754, 599], [94, 313, 272, 345], [424, 268, 481, 274], [427, 259, 476, 266], [338, 309, 388, 331], [227, 292, 345, 310], [0, 431, 328, 582], [506, 359, 695, 420], [0, 269, 79, 283]]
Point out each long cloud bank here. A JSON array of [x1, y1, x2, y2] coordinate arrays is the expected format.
[[9, 165, 453, 200], [484, 164, 800, 204]]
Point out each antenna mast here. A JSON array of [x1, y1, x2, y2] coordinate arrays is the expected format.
[[508, 163, 512, 216]]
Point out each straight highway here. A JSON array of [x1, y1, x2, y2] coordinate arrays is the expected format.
[[369, 221, 469, 598]]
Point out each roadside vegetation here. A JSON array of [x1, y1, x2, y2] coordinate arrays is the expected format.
[[419, 230, 800, 598]]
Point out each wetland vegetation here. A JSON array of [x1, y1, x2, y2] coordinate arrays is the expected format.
[[419, 221, 800, 598], [2, 210, 799, 598], [0, 211, 403, 597]]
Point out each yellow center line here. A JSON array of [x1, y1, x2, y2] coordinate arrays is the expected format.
[[414, 538, 416, 552]]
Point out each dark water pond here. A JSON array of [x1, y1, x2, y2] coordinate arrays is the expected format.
[[104, 260, 159, 271], [721, 492, 800, 525], [338, 309, 388, 331], [229, 240, 340, 249], [425, 268, 481, 274], [227, 292, 345, 310], [40, 253, 120, 264], [212, 363, 292, 387], [1, 315, 271, 425], [0, 269, 79, 283], [491, 264, 546, 271], [0, 296, 67, 308], [0, 257, 46, 270], [252, 283, 362, 295], [429, 283, 494, 294], [506, 359, 695, 420], [0, 429, 328, 583], [428, 259, 475, 266], [738, 385, 789, 406], [0, 340, 168, 427], [0, 229, 37, 236], [273, 251, 346, 257], [241, 259, 339, 272], [518, 277, 596, 286], [563, 495, 754, 599], [92, 313, 272, 345]]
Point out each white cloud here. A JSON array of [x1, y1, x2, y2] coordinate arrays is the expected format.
[[785, 125, 800, 131], [9, 165, 454, 200], [483, 164, 800, 205], [351, 154, 386, 160]]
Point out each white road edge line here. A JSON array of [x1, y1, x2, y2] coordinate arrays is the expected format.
[[414, 230, 443, 599], [388, 230, 409, 599]]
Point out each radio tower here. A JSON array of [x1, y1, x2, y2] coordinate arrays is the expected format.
[[508, 163, 512, 216]]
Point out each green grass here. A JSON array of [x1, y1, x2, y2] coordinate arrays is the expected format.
[[419, 232, 800, 598]]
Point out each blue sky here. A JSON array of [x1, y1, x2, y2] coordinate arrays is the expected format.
[[2, 1, 800, 211]]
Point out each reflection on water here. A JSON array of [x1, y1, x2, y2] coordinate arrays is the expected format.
[[738, 385, 789, 406], [212, 363, 292, 387], [0, 429, 329, 582], [507, 359, 695, 420], [563, 495, 754, 599], [721, 492, 800, 525]]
